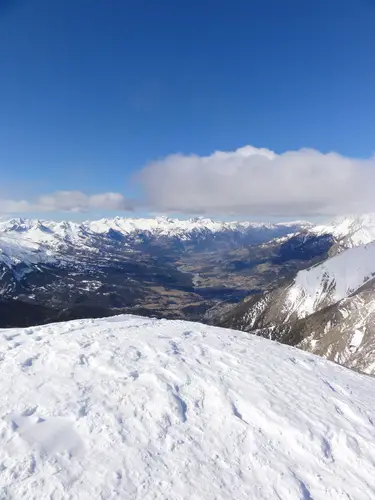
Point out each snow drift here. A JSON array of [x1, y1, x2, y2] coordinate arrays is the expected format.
[[0, 315, 375, 499]]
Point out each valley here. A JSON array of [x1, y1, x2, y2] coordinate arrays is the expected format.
[[0, 216, 316, 325], [2, 214, 375, 375]]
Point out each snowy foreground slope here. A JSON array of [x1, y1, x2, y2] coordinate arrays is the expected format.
[[1, 316, 375, 499]]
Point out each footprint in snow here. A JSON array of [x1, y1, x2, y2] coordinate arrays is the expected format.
[[5, 333, 19, 341], [169, 341, 180, 355], [79, 354, 89, 366], [22, 356, 39, 369], [126, 346, 142, 361], [167, 384, 188, 423]]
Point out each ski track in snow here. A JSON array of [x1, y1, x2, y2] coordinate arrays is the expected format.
[[0, 315, 374, 499]]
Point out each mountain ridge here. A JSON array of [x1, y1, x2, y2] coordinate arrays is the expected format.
[[219, 239, 375, 374]]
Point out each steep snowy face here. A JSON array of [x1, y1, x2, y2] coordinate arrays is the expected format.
[[314, 213, 375, 247], [285, 241, 375, 319], [218, 239, 375, 373], [0, 315, 375, 499], [221, 241, 375, 333]]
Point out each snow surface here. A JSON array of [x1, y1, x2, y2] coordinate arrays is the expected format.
[[285, 241, 375, 318], [0, 315, 375, 499], [350, 329, 364, 351]]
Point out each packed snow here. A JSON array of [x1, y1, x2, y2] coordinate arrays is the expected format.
[[0, 315, 374, 499], [349, 329, 365, 352]]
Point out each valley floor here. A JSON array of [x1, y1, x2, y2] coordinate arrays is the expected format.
[[0, 315, 374, 499]]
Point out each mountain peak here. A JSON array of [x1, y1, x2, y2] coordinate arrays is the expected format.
[[314, 213, 375, 247], [188, 216, 215, 224]]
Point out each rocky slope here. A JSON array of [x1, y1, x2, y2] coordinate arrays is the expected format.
[[220, 240, 375, 374], [1, 315, 375, 499]]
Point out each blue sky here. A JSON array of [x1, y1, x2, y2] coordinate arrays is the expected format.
[[1, 0, 375, 220]]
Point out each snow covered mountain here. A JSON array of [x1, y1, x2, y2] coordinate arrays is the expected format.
[[3, 212, 375, 268], [4, 212, 375, 272], [0, 216, 315, 326], [87, 215, 298, 238], [280, 240, 375, 320], [1, 315, 375, 499], [313, 213, 375, 249], [0, 216, 309, 265], [220, 241, 375, 373]]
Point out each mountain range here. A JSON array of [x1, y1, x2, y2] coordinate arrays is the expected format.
[[2, 213, 375, 374], [0, 216, 311, 325]]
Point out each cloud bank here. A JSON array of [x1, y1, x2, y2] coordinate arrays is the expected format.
[[139, 146, 375, 216], [2, 146, 375, 218], [0, 191, 133, 215]]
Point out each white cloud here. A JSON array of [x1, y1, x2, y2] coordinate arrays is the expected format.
[[139, 145, 375, 216], [0, 191, 134, 214], [3, 147, 375, 219], [0, 199, 30, 214]]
